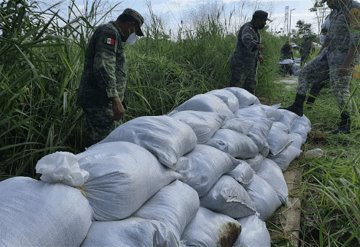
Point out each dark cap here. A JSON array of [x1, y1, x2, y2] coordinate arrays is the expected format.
[[122, 8, 144, 36], [253, 10, 272, 22]]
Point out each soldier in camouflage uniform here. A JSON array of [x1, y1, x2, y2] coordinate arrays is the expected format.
[[230, 10, 271, 94], [284, 0, 360, 133], [77, 8, 144, 145]]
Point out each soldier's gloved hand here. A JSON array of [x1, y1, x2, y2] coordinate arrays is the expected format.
[[112, 97, 125, 121]]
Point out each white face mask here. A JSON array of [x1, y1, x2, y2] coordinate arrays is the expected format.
[[126, 32, 138, 45]]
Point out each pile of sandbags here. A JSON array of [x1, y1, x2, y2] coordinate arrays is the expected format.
[[0, 87, 311, 247]]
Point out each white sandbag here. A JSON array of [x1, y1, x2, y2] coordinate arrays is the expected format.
[[181, 207, 241, 247], [235, 105, 267, 119], [206, 129, 259, 159], [200, 175, 256, 218], [289, 132, 304, 150], [99, 115, 197, 168], [206, 89, 240, 112], [225, 87, 260, 108], [77, 142, 181, 221], [35, 151, 89, 187], [233, 215, 271, 247], [269, 145, 302, 171], [171, 94, 234, 120], [228, 160, 255, 186], [246, 118, 273, 156], [169, 110, 223, 144], [221, 118, 254, 135], [291, 115, 312, 143], [0, 177, 92, 247], [278, 109, 299, 129], [81, 217, 179, 247], [245, 154, 265, 172], [246, 175, 282, 221], [267, 122, 293, 156], [176, 144, 237, 196], [259, 104, 283, 121], [134, 180, 200, 242], [257, 159, 289, 203]]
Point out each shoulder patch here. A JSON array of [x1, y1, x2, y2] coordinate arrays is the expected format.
[[104, 37, 116, 46], [349, 8, 360, 29]]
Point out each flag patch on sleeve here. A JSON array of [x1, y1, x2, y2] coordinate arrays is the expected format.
[[104, 37, 116, 45]]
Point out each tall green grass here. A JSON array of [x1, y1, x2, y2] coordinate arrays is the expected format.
[[1, 0, 359, 246]]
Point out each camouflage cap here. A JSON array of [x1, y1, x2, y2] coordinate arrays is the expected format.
[[253, 10, 272, 22], [122, 8, 144, 36]]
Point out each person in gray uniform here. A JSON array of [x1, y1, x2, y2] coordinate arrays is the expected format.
[[230, 10, 271, 94], [284, 0, 360, 133], [77, 8, 144, 145]]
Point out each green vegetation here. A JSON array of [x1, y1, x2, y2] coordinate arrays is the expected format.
[[0, 0, 359, 246]]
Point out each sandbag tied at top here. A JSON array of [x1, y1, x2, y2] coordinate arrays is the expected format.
[[181, 207, 241, 247], [0, 177, 92, 247], [233, 215, 271, 247], [245, 175, 282, 221], [169, 110, 224, 144], [267, 121, 293, 156], [206, 88, 240, 113], [227, 160, 255, 186], [225, 87, 260, 108], [99, 115, 197, 169], [170, 94, 235, 120], [81, 217, 179, 247], [176, 144, 238, 197], [75, 142, 181, 221], [134, 180, 200, 242], [245, 154, 265, 173], [200, 175, 257, 219], [257, 159, 289, 204], [206, 129, 259, 159]]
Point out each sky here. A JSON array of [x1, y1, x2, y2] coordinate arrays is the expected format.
[[109, 0, 330, 35]]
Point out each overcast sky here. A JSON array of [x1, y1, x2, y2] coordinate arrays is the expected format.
[[109, 0, 329, 34]]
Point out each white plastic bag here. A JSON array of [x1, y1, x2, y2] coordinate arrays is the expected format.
[[206, 89, 239, 112], [269, 145, 302, 171], [169, 110, 223, 143], [0, 177, 92, 247], [35, 151, 89, 187], [267, 122, 293, 156], [134, 181, 200, 242], [100, 115, 197, 169], [81, 218, 179, 247], [233, 215, 271, 247], [228, 160, 255, 186], [200, 175, 256, 218], [222, 118, 254, 135], [225, 87, 260, 108], [77, 142, 181, 220], [206, 129, 259, 159], [176, 144, 237, 196], [181, 207, 241, 247]]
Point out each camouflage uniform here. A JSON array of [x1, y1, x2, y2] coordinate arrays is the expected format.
[[296, 0, 360, 113], [77, 21, 126, 144], [230, 22, 261, 94], [300, 37, 313, 65]]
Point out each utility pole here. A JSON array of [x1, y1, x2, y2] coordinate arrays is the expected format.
[[289, 8, 295, 36], [285, 6, 289, 35]]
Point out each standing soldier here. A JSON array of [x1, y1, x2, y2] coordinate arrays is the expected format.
[[77, 8, 144, 145], [230, 10, 271, 94], [284, 0, 360, 134]]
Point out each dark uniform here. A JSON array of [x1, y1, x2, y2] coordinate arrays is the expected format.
[[77, 8, 144, 145], [230, 22, 261, 94]]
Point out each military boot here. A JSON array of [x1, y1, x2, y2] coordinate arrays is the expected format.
[[332, 112, 351, 134], [284, 93, 306, 116], [305, 95, 316, 109]]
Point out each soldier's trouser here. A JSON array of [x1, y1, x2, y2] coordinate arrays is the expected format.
[[297, 51, 353, 113], [82, 102, 119, 145], [230, 56, 257, 94]]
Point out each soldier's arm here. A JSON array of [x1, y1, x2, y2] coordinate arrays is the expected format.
[[93, 26, 119, 99], [241, 26, 260, 51]]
